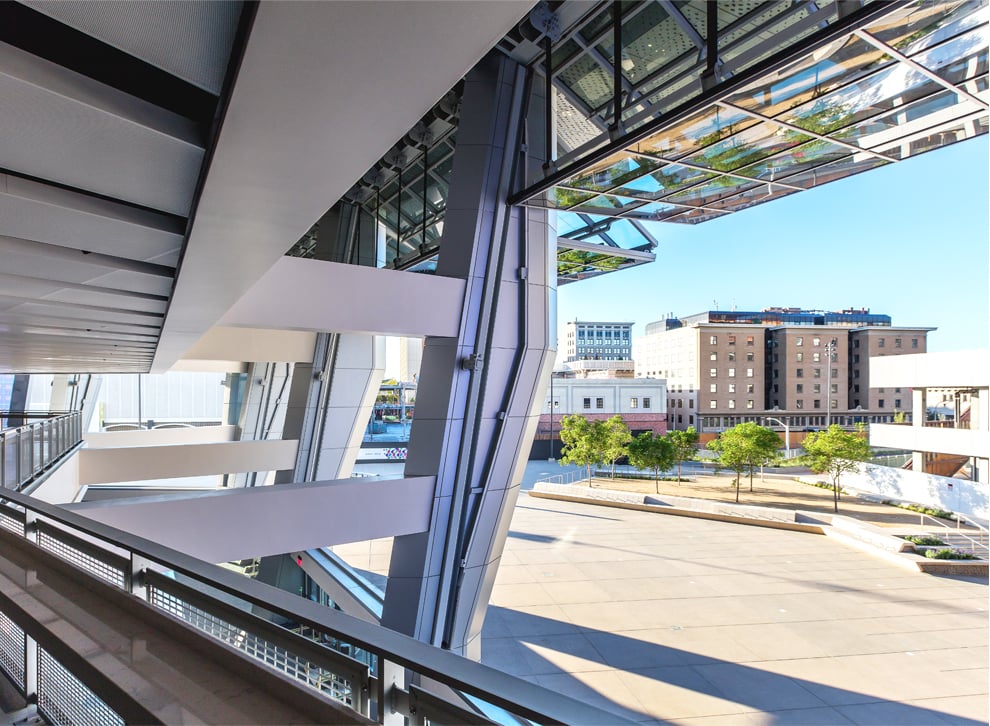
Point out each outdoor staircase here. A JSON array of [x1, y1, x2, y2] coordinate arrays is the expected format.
[[934, 530, 990, 559]]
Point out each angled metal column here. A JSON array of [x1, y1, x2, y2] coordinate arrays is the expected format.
[[277, 332, 385, 484], [231, 362, 292, 486], [277, 200, 386, 485], [381, 52, 556, 658]]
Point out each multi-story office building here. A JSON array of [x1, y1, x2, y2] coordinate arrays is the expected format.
[[634, 309, 933, 432], [563, 321, 634, 363]]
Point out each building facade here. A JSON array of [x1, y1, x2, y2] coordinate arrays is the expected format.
[[634, 309, 933, 432], [563, 321, 634, 363]]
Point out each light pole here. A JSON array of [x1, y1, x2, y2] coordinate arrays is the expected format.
[[764, 416, 790, 459], [548, 374, 555, 462], [825, 338, 837, 428]]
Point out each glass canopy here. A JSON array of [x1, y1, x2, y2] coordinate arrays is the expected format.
[[513, 0, 988, 225]]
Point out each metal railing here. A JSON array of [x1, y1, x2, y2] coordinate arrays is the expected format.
[[1, 411, 83, 491], [913, 511, 989, 559], [0, 489, 631, 725]]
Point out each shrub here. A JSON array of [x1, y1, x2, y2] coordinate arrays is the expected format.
[[923, 548, 978, 560], [903, 535, 945, 546], [884, 501, 955, 520]]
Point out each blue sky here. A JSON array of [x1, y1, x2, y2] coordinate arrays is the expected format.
[[557, 135, 989, 353]]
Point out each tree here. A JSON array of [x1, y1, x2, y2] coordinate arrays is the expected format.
[[706, 423, 781, 502], [601, 415, 632, 479], [560, 415, 605, 483], [666, 426, 699, 481], [803, 424, 872, 512], [627, 432, 674, 493]]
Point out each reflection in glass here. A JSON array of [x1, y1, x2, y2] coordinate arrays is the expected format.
[[866, 0, 984, 56], [734, 138, 850, 181], [682, 123, 812, 173], [779, 64, 939, 135], [777, 154, 890, 189], [572, 194, 649, 214], [568, 153, 663, 192], [631, 106, 759, 160], [612, 162, 718, 200], [913, 26, 989, 85], [728, 36, 893, 118]]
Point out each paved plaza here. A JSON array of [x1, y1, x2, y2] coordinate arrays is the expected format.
[[480, 494, 988, 725]]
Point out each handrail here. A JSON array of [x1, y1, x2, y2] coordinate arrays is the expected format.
[[0, 488, 631, 725], [913, 510, 989, 557], [1, 411, 83, 491]]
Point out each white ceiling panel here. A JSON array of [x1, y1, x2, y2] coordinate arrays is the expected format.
[[23, 0, 243, 94], [0, 42, 205, 215], [0, 175, 185, 261]]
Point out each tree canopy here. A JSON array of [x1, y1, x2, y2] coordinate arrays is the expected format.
[[627, 432, 674, 492], [667, 426, 699, 481], [803, 424, 871, 512], [601, 415, 632, 478], [707, 422, 781, 502], [559, 415, 603, 481]]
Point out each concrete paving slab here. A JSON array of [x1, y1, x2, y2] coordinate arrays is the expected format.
[[480, 494, 989, 724]]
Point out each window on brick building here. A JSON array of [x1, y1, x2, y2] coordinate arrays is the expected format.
[[643, 398, 651, 408], [596, 398, 604, 409], [583, 398, 591, 409]]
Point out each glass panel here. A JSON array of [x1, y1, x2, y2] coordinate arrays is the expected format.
[[703, 185, 799, 214], [550, 38, 582, 69], [555, 90, 609, 159], [865, 0, 985, 56], [831, 89, 978, 151], [623, 54, 697, 124], [579, 6, 614, 44], [913, 26, 989, 85], [611, 162, 718, 200], [734, 138, 851, 181], [556, 54, 613, 111], [630, 106, 760, 160], [557, 247, 643, 281], [665, 206, 730, 224], [680, 122, 813, 173], [527, 187, 599, 209], [728, 36, 893, 118], [777, 153, 891, 190], [779, 65, 941, 135], [717, 1, 797, 47], [720, 4, 830, 76], [603, 3, 696, 83], [621, 200, 694, 222], [566, 152, 663, 192], [663, 176, 760, 207], [571, 193, 648, 214], [883, 115, 988, 160]]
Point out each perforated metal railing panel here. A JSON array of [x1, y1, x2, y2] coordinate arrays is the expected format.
[[146, 583, 357, 707], [37, 647, 125, 726], [0, 610, 25, 690], [0, 507, 25, 536], [36, 528, 127, 590]]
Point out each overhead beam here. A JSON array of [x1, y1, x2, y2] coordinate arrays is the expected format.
[[66, 476, 437, 563], [219, 257, 465, 338]]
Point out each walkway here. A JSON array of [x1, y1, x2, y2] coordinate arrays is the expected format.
[[480, 494, 988, 725]]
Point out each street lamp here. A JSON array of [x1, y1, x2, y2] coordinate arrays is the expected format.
[[548, 374, 555, 462], [824, 338, 837, 428], [764, 416, 790, 459]]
